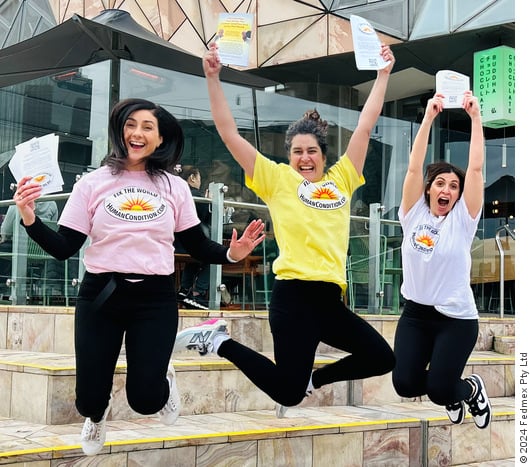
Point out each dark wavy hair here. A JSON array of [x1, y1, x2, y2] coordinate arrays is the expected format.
[[102, 98, 184, 176], [424, 161, 466, 205], [284, 109, 329, 156]]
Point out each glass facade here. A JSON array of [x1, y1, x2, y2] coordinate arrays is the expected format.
[[0, 55, 515, 312]]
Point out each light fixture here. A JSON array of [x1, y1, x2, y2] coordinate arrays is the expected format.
[[129, 68, 164, 82]]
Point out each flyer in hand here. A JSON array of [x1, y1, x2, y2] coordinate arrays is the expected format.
[[8, 133, 64, 194], [214, 12, 254, 67], [435, 70, 470, 109], [350, 15, 391, 70]]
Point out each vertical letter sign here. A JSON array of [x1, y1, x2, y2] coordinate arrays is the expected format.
[[473, 46, 515, 128]]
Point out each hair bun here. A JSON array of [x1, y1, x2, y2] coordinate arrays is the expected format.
[[304, 109, 320, 121]]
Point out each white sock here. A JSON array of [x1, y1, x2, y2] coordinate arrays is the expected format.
[[212, 333, 230, 354]]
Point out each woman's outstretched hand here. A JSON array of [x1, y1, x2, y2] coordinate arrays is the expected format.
[[13, 175, 42, 226], [203, 43, 222, 79], [424, 93, 445, 122], [462, 91, 480, 119], [227, 219, 266, 261], [379, 44, 395, 76]]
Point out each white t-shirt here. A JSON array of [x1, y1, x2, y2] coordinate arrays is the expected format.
[[59, 166, 200, 275], [399, 197, 480, 319]]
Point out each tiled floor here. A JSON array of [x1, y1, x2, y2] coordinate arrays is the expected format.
[[0, 308, 516, 464]]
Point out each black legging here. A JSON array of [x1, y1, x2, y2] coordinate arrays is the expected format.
[[75, 272, 178, 420], [392, 300, 477, 406], [218, 279, 395, 407]]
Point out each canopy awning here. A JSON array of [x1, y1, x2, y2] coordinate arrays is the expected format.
[[0, 9, 277, 90]]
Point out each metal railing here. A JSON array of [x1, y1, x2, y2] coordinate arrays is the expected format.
[[0, 192, 80, 306], [0, 189, 514, 317], [494, 224, 516, 318]]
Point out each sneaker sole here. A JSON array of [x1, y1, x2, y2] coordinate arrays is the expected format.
[[182, 297, 209, 310]]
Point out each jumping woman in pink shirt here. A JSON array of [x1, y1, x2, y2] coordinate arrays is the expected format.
[[13, 98, 264, 455]]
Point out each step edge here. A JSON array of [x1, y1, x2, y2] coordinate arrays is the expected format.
[[0, 409, 515, 460]]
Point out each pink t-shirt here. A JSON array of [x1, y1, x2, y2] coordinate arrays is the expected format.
[[59, 166, 200, 275]]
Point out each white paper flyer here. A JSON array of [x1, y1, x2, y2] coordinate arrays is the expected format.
[[435, 70, 470, 109], [214, 13, 253, 67], [8, 133, 64, 195], [350, 15, 390, 70]]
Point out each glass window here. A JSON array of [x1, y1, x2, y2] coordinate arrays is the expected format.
[[0, 55, 514, 311]]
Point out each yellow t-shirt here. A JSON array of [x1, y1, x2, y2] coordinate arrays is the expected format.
[[246, 152, 364, 292]]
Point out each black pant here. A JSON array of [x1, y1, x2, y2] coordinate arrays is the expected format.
[[74, 272, 177, 420], [219, 279, 395, 407], [392, 300, 477, 406]]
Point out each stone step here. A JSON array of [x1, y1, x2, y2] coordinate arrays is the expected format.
[[0, 397, 515, 466], [0, 305, 516, 355], [0, 348, 515, 426], [494, 335, 515, 355]]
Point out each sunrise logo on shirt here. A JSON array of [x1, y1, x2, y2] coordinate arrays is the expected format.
[[105, 186, 167, 222], [297, 179, 347, 210], [120, 197, 155, 211], [416, 234, 434, 247], [312, 186, 337, 200], [410, 224, 439, 255]]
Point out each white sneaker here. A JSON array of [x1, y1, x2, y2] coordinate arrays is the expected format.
[[80, 397, 112, 456], [174, 318, 228, 355], [276, 404, 289, 418], [159, 363, 180, 425], [275, 389, 313, 419]]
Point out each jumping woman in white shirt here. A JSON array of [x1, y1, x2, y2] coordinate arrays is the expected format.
[[392, 91, 492, 429]]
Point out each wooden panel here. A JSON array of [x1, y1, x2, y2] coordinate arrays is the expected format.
[[471, 237, 515, 284]]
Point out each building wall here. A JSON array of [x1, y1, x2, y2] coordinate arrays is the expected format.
[[1, 1, 514, 71]]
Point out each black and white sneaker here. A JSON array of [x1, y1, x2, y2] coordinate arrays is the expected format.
[[183, 295, 209, 310], [177, 289, 190, 308], [464, 374, 492, 429], [445, 400, 465, 424]]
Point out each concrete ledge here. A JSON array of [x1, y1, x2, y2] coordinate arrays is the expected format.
[[0, 349, 515, 425], [0, 399, 515, 466]]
